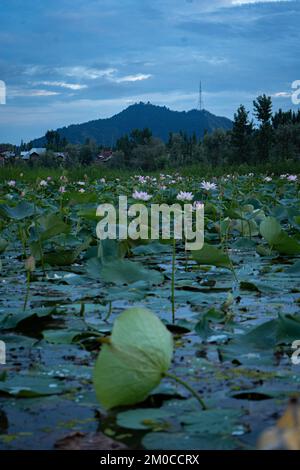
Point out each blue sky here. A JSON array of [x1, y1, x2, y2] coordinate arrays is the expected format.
[[0, 0, 299, 143]]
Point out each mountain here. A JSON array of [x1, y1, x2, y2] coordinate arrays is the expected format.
[[30, 102, 233, 147]]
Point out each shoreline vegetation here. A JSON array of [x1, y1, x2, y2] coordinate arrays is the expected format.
[[1, 161, 300, 183]]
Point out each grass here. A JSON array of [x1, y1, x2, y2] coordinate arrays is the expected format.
[[0, 160, 300, 182]]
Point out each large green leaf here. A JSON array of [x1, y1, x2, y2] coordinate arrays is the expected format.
[[87, 258, 164, 286], [0, 238, 8, 254], [192, 243, 232, 269], [93, 307, 173, 409], [260, 217, 300, 255], [260, 217, 282, 245], [0, 201, 35, 220], [38, 213, 71, 241]]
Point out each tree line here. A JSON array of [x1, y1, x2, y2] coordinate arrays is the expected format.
[[110, 95, 300, 170], [3, 95, 300, 170]]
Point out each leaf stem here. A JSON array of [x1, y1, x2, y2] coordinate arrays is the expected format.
[[104, 301, 113, 322], [164, 371, 207, 410], [23, 271, 30, 311], [171, 238, 176, 324]]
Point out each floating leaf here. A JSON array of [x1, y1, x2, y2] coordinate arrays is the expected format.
[[0, 375, 67, 397], [117, 408, 174, 430], [0, 307, 56, 330], [192, 243, 232, 270], [87, 258, 163, 286], [0, 201, 35, 220]]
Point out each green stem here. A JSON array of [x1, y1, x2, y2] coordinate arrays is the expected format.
[[23, 271, 30, 311], [38, 235, 46, 277], [104, 301, 113, 322], [164, 372, 207, 410], [171, 238, 176, 324]]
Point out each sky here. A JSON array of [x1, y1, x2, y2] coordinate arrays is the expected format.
[[0, 0, 299, 144]]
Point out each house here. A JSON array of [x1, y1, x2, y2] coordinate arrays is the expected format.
[[54, 152, 67, 161], [20, 151, 30, 160], [96, 150, 113, 163], [0, 150, 16, 165], [20, 148, 47, 161], [1, 151, 15, 159]]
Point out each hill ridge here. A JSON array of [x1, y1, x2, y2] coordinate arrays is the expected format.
[[30, 102, 233, 146]]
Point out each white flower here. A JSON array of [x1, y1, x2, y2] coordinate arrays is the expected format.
[[39, 180, 48, 187], [77, 181, 85, 186], [7, 180, 16, 187], [138, 176, 147, 184], [280, 174, 287, 179], [99, 178, 106, 183], [79, 188, 85, 193], [59, 186, 66, 193], [287, 175, 298, 182], [132, 190, 152, 201], [47, 176, 52, 181], [176, 191, 194, 202], [193, 201, 204, 211], [264, 176, 272, 182], [200, 181, 217, 191]]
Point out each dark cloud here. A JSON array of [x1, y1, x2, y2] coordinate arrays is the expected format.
[[0, 0, 299, 142]]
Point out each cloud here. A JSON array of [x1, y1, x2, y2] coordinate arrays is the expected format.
[[9, 88, 60, 97], [272, 91, 292, 98], [110, 73, 153, 83], [231, 0, 292, 4], [1, 0, 299, 143], [59, 66, 117, 80], [34, 81, 88, 90]]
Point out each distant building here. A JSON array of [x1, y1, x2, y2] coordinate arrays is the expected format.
[[96, 150, 113, 163], [0, 150, 15, 165], [54, 151, 67, 161], [20, 148, 47, 161], [20, 151, 30, 160], [0, 150, 15, 159]]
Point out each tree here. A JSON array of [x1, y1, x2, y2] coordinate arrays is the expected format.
[[203, 129, 231, 166], [253, 95, 273, 162], [45, 130, 66, 151], [79, 145, 93, 165], [231, 105, 253, 163]]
